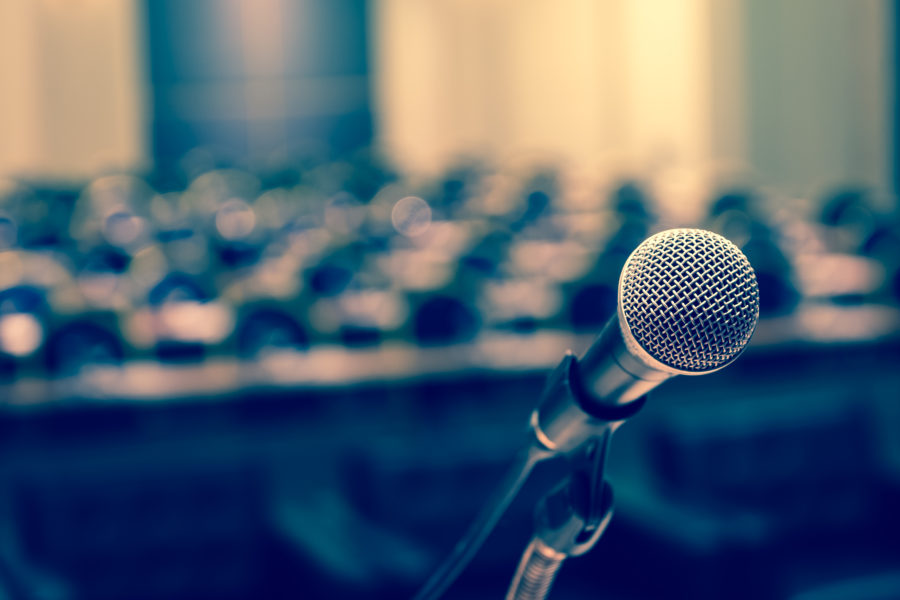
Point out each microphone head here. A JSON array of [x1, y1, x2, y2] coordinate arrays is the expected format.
[[618, 228, 760, 374]]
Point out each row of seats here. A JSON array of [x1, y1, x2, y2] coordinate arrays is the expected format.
[[0, 156, 897, 380]]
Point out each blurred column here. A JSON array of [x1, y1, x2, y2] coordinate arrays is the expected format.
[[146, 0, 372, 165], [0, 0, 147, 181]]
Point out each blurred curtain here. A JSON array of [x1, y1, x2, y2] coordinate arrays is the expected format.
[[372, 0, 890, 204], [0, 0, 147, 181]]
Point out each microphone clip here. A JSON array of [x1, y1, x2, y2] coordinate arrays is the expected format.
[[535, 442, 616, 558], [504, 438, 616, 600]]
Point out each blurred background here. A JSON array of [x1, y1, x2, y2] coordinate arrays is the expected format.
[[0, 0, 898, 598]]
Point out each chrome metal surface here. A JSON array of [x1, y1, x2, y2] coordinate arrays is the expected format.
[[618, 228, 760, 374]]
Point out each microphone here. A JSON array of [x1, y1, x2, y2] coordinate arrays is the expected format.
[[413, 229, 759, 600], [531, 228, 760, 454]]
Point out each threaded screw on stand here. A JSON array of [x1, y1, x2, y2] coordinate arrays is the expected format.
[[505, 449, 615, 600], [506, 539, 565, 600]]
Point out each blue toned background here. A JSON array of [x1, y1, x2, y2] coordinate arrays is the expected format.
[[0, 2, 897, 599]]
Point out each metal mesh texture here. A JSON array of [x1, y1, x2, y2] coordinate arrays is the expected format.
[[620, 228, 759, 373]]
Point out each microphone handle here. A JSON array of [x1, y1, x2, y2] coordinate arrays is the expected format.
[[531, 351, 648, 457], [578, 316, 672, 409]]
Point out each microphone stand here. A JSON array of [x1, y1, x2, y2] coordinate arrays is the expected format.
[[412, 353, 645, 600], [504, 433, 615, 600]]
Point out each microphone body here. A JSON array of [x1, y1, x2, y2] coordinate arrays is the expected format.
[[531, 228, 760, 455]]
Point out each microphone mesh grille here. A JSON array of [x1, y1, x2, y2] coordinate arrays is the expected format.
[[620, 228, 759, 373]]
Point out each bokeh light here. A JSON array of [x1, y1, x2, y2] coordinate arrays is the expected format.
[[391, 195, 432, 237]]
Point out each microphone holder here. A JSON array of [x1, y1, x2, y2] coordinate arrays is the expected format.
[[504, 432, 616, 600]]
